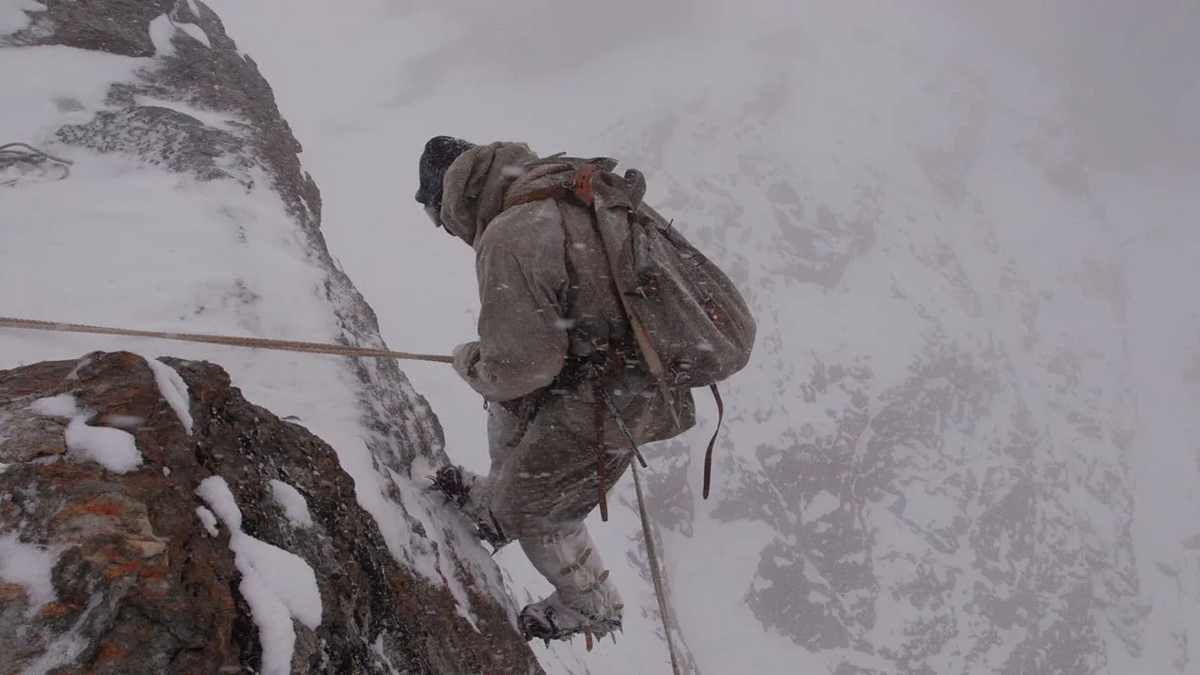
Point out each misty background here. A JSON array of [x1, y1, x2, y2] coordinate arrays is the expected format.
[[394, 0, 1200, 168], [203, 0, 1200, 672]]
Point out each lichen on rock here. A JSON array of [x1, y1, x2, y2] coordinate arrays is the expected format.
[[0, 351, 541, 674]]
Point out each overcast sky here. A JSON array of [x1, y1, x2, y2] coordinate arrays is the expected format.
[[406, 0, 1200, 170]]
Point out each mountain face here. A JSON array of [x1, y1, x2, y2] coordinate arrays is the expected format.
[[608, 8, 1199, 674], [600, 8, 1197, 675], [4, 1, 1197, 674], [0, 351, 532, 674], [194, 2, 1200, 674], [2, 0, 441, 472], [1, 2, 540, 673]]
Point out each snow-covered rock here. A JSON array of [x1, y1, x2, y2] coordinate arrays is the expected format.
[[1, 1, 540, 672], [0, 351, 536, 674]]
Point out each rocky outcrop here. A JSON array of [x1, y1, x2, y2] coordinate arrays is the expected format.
[[0, 351, 540, 674], [1, 2, 542, 673], [3, 0, 440, 471]]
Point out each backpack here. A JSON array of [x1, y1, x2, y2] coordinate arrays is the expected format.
[[504, 155, 757, 500]]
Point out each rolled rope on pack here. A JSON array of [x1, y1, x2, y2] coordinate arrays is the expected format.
[[0, 316, 454, 363]]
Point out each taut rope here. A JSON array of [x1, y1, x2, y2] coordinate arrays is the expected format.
[[0, 316, 453, 363], [3, 314, 686, 671]]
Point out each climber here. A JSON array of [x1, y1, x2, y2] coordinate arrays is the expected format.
[[414, 136, 699, 645]]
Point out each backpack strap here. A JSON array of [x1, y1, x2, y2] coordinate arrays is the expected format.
[[505, 162, 605, 209], [702, 384, 724, 499]]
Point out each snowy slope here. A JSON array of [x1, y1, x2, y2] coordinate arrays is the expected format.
[[0, 2, 532, 665], [202, 1, 1200, 674], [9, 0, 1196, 673]]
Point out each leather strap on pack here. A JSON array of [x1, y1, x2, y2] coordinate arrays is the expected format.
[[702, 384, 724, 500], [507, 163, 604, 209]]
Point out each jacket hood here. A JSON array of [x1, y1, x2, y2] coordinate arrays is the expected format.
[[439, 141, 539, 247]]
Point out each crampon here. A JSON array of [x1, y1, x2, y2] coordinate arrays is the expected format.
[[519, 598, 623, 651], [426, 465, 509, 552]]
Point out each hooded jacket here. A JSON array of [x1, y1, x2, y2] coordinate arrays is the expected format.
[[439, 141, 695, 447]]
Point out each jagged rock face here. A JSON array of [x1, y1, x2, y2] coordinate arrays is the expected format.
[[0, 351, 540, 674], [2, 0, 441, 471], [1, 2, 542, 673]]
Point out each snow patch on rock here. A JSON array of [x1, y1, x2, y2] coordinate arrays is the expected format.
[[269, 479, 313, 528], [148, 14, 177, 57], [0, 532, 59, 614], [195, 506, 219, 537], [32, 393, 143, 473], [144, 356, 193, 434], [64, 416, 142, 473], [196, 476, 323, 675], [174, 21, 210, 48], [30, 393, 78, 417], [0, 0, 44, 36]]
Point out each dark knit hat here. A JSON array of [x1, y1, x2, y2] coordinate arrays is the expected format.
[[414, 135, 475, 208]]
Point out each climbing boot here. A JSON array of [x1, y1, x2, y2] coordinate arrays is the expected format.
[[427, 465, 509, 551], [520, 592, 623, 649]]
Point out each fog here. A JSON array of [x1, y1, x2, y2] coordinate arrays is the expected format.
[[202, 1, 1200, 672], [957, 0, 1200, 168], [402, 0, 1200, 168]]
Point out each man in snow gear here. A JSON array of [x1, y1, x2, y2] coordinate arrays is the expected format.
[[415, 137, 754, 646]]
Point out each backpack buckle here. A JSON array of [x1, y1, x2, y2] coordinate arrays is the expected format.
[[562, 163, 602, 206]]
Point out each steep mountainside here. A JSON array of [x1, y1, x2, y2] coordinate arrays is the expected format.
[[200, 1, 1200, 674], [1, 1, 540, 672]]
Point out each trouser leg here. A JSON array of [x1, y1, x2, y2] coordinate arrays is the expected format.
[[480, 396, 631, 624], [519, 521, 623, 620], [442, 405, 523, 533]]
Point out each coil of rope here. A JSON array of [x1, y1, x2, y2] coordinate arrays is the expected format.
[[0, 142, 73, 186]]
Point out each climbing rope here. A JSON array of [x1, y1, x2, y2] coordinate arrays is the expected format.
[[0, 142, 73, 185], [632, 461, 684, 675], [0, 316, 454, 363]]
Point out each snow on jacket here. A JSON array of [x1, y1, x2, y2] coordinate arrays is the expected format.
[[439, 141, 695, 448]]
